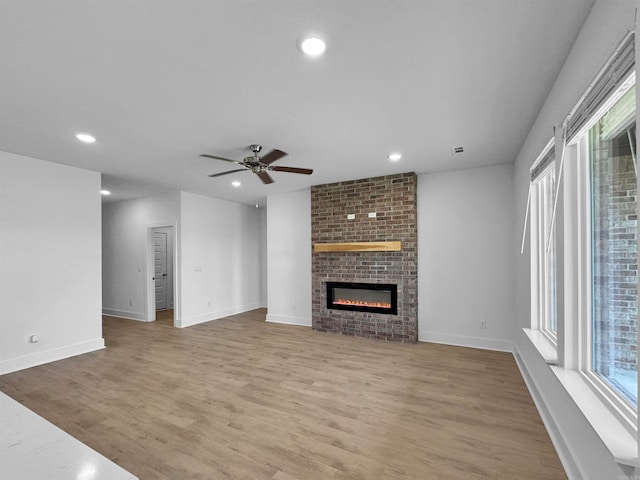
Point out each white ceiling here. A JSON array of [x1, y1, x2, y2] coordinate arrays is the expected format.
[[0, 0, 594, 205]]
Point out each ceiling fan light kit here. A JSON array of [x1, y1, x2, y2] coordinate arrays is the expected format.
[[201, 144, 313, 185]]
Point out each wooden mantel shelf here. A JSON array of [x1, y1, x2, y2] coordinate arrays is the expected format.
[[313, 241, 402, 253]]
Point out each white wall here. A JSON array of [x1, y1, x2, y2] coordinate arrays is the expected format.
[[418, 164, 515, 351], [102, 191, 180, 321], [179, 191, 262, 327], [512, 1, 636, 478], [0, 151, 104, 374], [266, 189, 311, 326]]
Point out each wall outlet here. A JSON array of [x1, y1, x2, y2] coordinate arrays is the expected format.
[[30, 334, 38, 343], [480, 320, 487, 329], [129, 299, 133, 306]]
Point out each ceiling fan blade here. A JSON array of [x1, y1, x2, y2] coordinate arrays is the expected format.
[[271, 166, 313, 175], [256, 171, 274, 184], [200, 154, 242, 165], [208, 168, 247, 178], [260, 149, 287, 165]]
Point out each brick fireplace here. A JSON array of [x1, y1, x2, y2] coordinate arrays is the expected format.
[[311, 173, 417, 342]]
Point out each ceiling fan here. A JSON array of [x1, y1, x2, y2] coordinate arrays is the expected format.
[[201, 144, 313, 184]]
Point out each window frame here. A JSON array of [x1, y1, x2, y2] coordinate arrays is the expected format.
[[530, 139, 558, 347], [567, 76, 638, 434]]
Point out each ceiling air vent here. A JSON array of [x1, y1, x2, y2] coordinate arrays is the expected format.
[[451, 146, 464, 156]]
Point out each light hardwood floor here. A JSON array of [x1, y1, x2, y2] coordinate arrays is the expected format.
[[0, 309, 566, 479]]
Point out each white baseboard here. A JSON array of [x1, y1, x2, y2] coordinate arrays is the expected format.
[[512, 347, 581, 479], [177, 303, 261, 328], [419, 331, 513, 352], [0, 338, 105, 375], [265, 313, 311, 327], [102, 308, 148, 322]]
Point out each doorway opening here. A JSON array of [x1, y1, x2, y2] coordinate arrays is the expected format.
[[148, 226, 176, 326]]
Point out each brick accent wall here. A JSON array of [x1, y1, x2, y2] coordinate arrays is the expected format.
[[311, 173, 417, 342]]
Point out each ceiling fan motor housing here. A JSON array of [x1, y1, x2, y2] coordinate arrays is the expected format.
[[202, 144, 311, 184]]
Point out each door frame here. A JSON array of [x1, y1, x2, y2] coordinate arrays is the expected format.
[[145, 222, 180, 325]]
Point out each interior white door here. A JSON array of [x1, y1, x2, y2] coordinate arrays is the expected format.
[[153, 231, 168, 310]]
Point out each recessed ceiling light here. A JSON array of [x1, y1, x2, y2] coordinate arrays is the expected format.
[[75, 133, 96, 144], [232, 181, 241, 188], [100, 190, 111, 195], [388, 153, 402, 162], [300, 36, 326, 56]]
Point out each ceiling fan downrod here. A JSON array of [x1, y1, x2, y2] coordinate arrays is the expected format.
[[249, 144, 262, 156]]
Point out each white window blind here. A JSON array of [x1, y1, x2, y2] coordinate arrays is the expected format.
[[531, 144, 556, 182], [566, 32, 635, 143]]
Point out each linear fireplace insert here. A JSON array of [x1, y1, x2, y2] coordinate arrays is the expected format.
[[326, 282, 398, 315]]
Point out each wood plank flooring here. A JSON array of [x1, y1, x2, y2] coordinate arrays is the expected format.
[[0, 309, 566, 479]]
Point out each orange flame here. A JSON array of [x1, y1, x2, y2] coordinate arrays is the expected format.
[[334, 299, 391, 308]]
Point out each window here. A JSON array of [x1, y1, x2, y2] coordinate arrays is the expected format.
[[530, 142, 557, 343], [524, 32, 638, 460], [567, 69, 638, 430], [588, 85, 637, 406], [562, 33, 637, 426]]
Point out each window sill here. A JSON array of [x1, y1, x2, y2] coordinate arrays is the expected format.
[[550, 367, 638, 467], [522, 328, 638, 468], [523, 328, 558, 365]]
